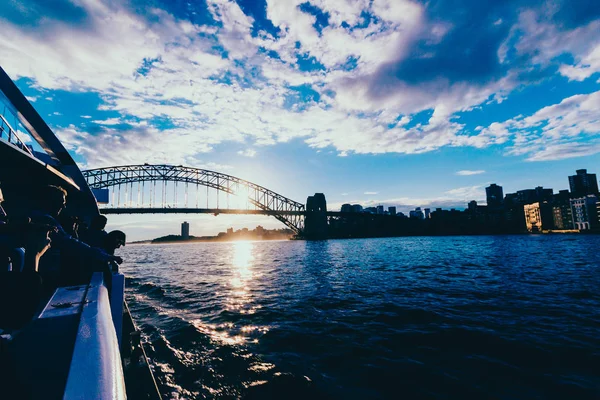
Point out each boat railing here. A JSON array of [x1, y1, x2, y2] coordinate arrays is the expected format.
[[5, 269, 127, 399], [63, 272, 127, 399], [110, 267, 125, 346], [0, 113, 34, 156]]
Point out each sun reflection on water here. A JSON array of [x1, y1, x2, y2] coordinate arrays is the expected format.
[[227, 241, 261, 315], [230, 241, 254, 289], [187, 242, 272, 346]]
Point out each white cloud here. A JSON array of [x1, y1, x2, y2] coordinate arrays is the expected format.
[[475, 90, 600, 161], [15, 129, 32, 143], [207, 0, 257, 59], [263, 0, 423, 71], [456, 170, 486, 176], [237, 149, 256, 157], [0, 3, 226, 93], [25, 96, 37, 102], [2, 0, 599, 168], [443, 185, 484, 200], [524, 142, 600, 161], [559, 43, 600, 82], [363, 191, 378, 195], [91, 118, 123, 125], [56, 124, 216, 168], [507, 9, 600, 70]]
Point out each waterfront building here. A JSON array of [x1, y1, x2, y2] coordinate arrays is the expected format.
[[409, 207, 424, 219], [553, 205, 574, 230], [503, 205, 524, 230], [468, 200, 478, 213], [569, 195, 599, 230], [486, 184, 504, 209], [524, 187, 553, 203], [430, 208, 466, 234], [504, 192, 518, 208], [388, 206, 397, 216], [504, 187, 554, 231], [552, 190, 573, 230], [227, 227, 234, 235], [341, 203, 352, 213], [466, 200, 488, 224], [524, 202, 553, 232], [181, 221, 190, 239], [351, 204, 363, 213], [554, 189, 571, 201], [506, 187, 554, 205], [376, 205, 384, 215], [569, 169, 599, 197], [424, 208, 431, 219]]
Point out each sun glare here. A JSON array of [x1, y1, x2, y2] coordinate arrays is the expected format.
[[226, 241, 256, 314]]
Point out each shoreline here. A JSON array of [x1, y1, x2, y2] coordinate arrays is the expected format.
[[127, 229, 598, 244]]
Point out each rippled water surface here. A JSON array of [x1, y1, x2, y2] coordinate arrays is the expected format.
[[119, 236, 600, 399]]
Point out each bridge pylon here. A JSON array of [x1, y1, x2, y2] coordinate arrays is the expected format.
[[304, 193, 328, 240]]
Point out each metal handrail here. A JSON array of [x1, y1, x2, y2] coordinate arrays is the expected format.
[[0, 113, 34, 156]]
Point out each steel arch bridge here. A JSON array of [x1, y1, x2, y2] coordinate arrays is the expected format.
[[82, 164, 306, 234]]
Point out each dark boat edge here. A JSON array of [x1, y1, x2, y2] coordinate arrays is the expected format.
[[0, 65, 162, 400]]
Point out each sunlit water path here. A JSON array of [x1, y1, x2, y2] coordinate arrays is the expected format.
[[119, 236, 600, 399]]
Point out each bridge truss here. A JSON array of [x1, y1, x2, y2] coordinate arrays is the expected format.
[[82, 164, 306, 234]]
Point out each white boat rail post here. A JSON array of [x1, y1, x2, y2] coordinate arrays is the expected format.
[[109, 260, 125, 347]]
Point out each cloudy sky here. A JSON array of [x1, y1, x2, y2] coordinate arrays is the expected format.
[[2, 0, 600, 239]]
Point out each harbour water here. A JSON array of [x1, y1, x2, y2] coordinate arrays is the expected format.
[[120, 236, 600, 399]]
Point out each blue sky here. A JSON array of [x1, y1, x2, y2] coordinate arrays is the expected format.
[[2, 0, 600, 240]]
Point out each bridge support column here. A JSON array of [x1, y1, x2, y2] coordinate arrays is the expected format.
[[304, 193, 328, 240]]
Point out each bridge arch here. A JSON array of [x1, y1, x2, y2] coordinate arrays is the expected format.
[[82, 164, 305, 234]]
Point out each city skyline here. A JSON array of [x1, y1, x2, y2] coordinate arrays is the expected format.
[[111, 166, 599, 241], [2, 0, 599, 240]]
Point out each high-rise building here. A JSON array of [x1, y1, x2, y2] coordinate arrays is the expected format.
[[486, 184, 504, 209], [341, 203, 352, 213], [467, 200, 478, 213], [524, 203, 542, 232], [517, 187, 553, 204], [424, 208, 431, 219], [351, 204, 363, 213], [570, 195, 599, 230], [505, 187, 554, 207], [552, 190, 573, 230], [376, 205, 384, 215], [524, 202, 553, 232], [553, 205, 573, 230], [409, 207, 424, 219], [388, 206, 397, 216], [569, 169, 599, 196], [181, 221, 190, 239]]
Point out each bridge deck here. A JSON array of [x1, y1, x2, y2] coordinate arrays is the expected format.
[[99, 207, 356, 217], [100, 208, 304, 215]]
